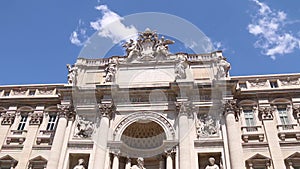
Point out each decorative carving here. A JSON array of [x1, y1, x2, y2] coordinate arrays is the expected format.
[[67, 64, 78, 85], [258, 107, 275, 120], [104, 58, 118, 83], [281, 77, 300, 86], [196, 114, 219, 138], [29, 112, 43, 125], [217, 56, 230, 79], [222, 99, 240, 121], [293, 105, 300, 118], [11, 89, 26, 96], [1, 112, 16, 125], [205, 157, 220, 169], [98, 101, 115, 119], [249, 79, 268, 88], [74, 116, 95, 138], [73, 158, 86, 169], [175, 54, 188, 80], [130, 157, 146, 169], [37, 89, 54, 95], [123, 28, 174, 62]]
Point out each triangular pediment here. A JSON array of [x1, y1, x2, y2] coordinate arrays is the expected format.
[[248, 153, 270, 160], [0, 155, 18, 166], [286, 152, 300, 161], [29, 155, 47, 162]]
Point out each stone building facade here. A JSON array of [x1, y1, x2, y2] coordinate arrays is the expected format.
[[0, 30, 300, 169]]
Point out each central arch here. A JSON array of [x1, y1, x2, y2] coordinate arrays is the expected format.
[[113, 111, 175, 142]]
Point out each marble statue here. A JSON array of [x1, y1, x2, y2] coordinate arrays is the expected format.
[[205, 157, 219, 169], [175, 55, 187, 80], [73, 159, 85, 169], [131, 157, 146, 169], [67, 64, 78, 85], [123, 28, 174, 62], [74, 116, 94, 138], [104, 64, 117, 83], [217, 56, 230, 78]]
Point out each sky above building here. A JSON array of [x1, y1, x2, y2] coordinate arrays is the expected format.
[[0, 0, 300, 85]]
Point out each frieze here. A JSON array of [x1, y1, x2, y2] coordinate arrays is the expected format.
[[248, 79, 268, 88], [280, 78, 300, 86]]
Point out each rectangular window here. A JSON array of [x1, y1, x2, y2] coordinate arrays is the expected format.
[[46, 114, 57, 131], [270, 81, 278, 88], [239, 83, 247, 89], [278, 107, 289, 125], [17, 115, 27, 130], [244, 109, 255, 126]]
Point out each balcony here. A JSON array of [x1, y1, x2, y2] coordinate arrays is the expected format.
[[241, 125, 264, 143], [36, 130, 55, 145], [6, 130, 27, 145], [277, 124, 300, 141]]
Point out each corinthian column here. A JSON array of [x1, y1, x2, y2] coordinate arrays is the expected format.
[[47, 104, 71, 169], [93, 99, 115, 169], [223, 99, 244, 169], [259, 106, 285, 169], [165, 150, 174, 169], [112, 152, 120, 169], [176, 98, 191, 169]]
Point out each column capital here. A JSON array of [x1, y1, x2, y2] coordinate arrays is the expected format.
[[258, 106, 275, 120], [175, 99, 193, 116], [222, 99, 240, 121], [57, 104, 74, 119], [98, 99, 115, 119], [1, 112, 16, 125], [293, 104, 300, 119], [29, 112, 43, 125], [164, 148, 175, 156]]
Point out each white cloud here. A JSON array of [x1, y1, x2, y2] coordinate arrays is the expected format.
[[213, 41, 226, 51], [90, 5, 138, 44], [70, 19, 88, 46], [248, 0, 300, 59]]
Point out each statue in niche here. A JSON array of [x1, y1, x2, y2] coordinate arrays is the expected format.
[[205, 157, 219, 169], [73, 158, 86, 169], [131, 157, 146, 169], [74, 116, 94, 138], [217, 56, 230, 78], [196, 115, 218, 138], [175, 54, 188, 80], [104, 61, 117, 83], [67, 64, 78, 85]]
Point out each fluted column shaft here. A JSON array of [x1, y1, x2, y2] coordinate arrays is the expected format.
[[47, 113, 68, 169], [93, 116, 109, 169], [112, 154, 119, 169], [125, 158, 131, 169], [179, 113, 190, 169], [166, 153, 173, 169], [93, 100, 114, 169], [225, 111, 244, 169]]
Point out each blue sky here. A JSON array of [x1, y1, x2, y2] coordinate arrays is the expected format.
[[1, 0, 300, 85]]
